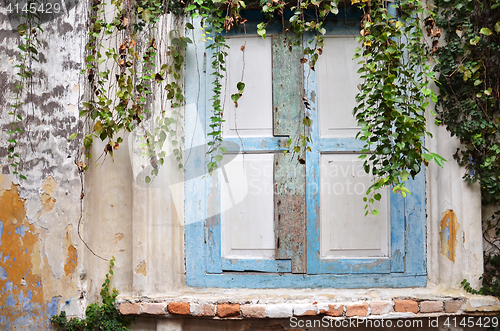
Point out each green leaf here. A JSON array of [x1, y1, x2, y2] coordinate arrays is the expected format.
[[480, 28, 492, 36], [145, 176, 151, 184], [68, 133, 78, 140], [371, 209, 380, 216]]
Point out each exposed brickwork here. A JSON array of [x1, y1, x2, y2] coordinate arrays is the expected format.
[[168, 302, 190, 315], [119, 303, 141, 315], [320, 304, 344, 317], [370, 302, 392, 315], [445, 300, 465, 313], [191, 303, 216, 317], [420, 301, 443, 313], [345, 302, 369, 317], [241, 305, 266, 318], [117, 297, 477, 320], [217, 304, 241, 318], [142, 302, 167, 315], [394, 300, 418, 313]]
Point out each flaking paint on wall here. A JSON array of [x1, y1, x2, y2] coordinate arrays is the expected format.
[[0, 178, 81, 330], [0, 184, 56, 329], [135, 261, 147, 276], [440, 209, 460, 263]]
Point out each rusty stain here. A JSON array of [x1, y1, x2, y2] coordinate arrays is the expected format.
[[135, 261, 147, 276], [440, 209, 459, 263], [113, 233, 124, 244], [64, 245, 77, 277]]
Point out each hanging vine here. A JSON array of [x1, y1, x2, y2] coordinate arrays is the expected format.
[[8, 0, 44, 180], [353, 0, 444, 213], [6, 0, 450, 208]]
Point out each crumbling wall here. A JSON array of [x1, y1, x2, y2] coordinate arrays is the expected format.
[[0, 2, 90, 328]]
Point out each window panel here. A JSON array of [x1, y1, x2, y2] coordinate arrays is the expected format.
[[318, 37, 363, 137], [221, 153, 275, 259], [320, 154, 390, 258], [222, 36, 273, 137]]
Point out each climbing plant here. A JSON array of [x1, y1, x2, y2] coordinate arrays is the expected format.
[[353, 0, 445, 213], [8, 0, 43, 180], [432, 0, 500, 298], [4, 0, 454, 204], [434, 0, 500, 205]]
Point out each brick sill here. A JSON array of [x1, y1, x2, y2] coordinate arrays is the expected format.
[[116, 287, 500, 319]]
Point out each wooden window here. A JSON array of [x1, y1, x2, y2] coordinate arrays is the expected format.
[[184, 7, 426, 288]]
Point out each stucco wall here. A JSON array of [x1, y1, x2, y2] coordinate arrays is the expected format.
[[0, 1, 86, 329]]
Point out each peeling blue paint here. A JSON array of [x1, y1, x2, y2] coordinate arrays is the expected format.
[[3, 254, 8, 263], [6, 294, 16, 307], [4, 281, 13, 291], [0, 220, 3, 246], [14, 224, 29, 237], [0, 266, 7, 280], [48, 296, 61, 316]]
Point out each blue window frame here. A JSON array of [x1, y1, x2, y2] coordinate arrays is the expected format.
[[184, 7, 426, 288]]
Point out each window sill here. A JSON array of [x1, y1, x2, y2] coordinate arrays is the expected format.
[[117, 286, 500, 319]]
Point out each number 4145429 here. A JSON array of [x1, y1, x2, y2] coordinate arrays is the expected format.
[[443, 316, 498, 328], [5, 2, 61, 14]]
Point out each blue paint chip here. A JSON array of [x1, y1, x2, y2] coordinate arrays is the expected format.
[[47, 296, 61, 317], [15, 224, 29, 238], [3, 254, 8, 263], [0, 266, 6, 280], [6, 294, 16, 307], [0, 220, 3, 246]]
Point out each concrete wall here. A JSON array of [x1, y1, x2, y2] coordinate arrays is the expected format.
[[0, 4, 491, 331], [0, 1, 86, 329]]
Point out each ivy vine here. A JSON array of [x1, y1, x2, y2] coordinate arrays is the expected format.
[[433, 0, 500, 300], [353, 0, 446, 213], [8, 0, 43, 180]]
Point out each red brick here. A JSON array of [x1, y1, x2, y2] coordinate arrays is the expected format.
[[320, 304, 344, 317], [445, 300, 465, 313], [217, 304, 241, 318], [119, 302, 140, 315], [394, 300, 418, 313], [241, 305, 266, 318], [345, 303, 369, 317], [420, 301, 443, 313], [191, 303, 216, 317], [370, 302, 392, 315], [142, 302, 167, 315], [168, 302, 190, 315]]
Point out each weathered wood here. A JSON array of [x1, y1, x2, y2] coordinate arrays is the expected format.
[[272, 35, 307, 273], [272, 34, 304, 136]]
